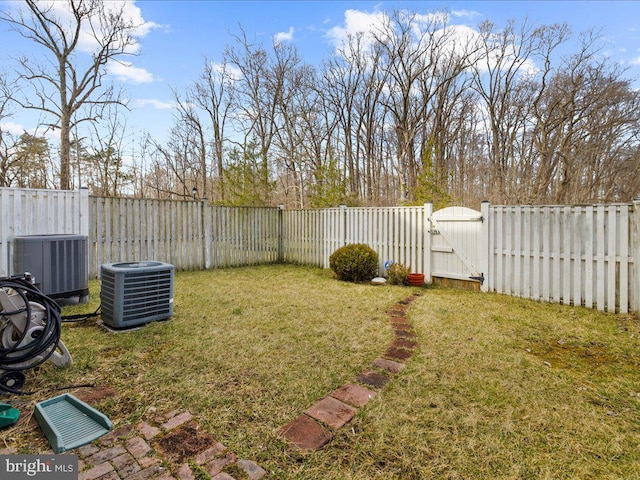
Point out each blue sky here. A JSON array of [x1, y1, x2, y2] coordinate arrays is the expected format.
[[2, 0, 640, 147]]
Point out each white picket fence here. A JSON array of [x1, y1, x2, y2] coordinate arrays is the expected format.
[[0, 187, 638, 314]]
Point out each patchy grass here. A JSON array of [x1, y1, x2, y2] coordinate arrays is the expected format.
[[3, 266, 639, 479], [3, 265, 407, 456], [293, 289, 640, 479]]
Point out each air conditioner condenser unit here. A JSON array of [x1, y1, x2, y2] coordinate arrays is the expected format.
[[100, 261, 174, 330], [13, 234, 89, 302]]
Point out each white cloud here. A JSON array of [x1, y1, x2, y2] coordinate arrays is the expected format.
[[107, 61, 153, 83], [0, 121, 57, 140], [631, 56, 640, 66], [135, 99, 174, 110], [326, 9, 388, 47], [327, 8, 541, 84], [274, 27, 295, 44], [211, 62, 243, 83], [0, 121, 25, 135], [451, 9, 482, 19]]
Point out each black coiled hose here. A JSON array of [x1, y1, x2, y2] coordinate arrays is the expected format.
[[0, 276, 63, 393]]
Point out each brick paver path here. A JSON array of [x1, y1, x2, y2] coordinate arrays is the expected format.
[[79, 409, 266, 480], [0, 409, 266, 480], [277, 292, 421, 451]]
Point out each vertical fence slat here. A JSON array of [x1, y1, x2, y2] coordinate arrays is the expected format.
[[572, 206, 583, 308], [584, 206, 594, 308], [619, 205, 629, 313], [596, 205, 606, 311], [632, 199, 640, 313], [607, 206, 618, 312]]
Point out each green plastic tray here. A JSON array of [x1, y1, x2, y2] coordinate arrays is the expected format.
[[0, 404, 19, 428], [34, 393, 112, 453]]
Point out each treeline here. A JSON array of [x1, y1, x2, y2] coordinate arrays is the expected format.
[[2, 9, 639, 207]]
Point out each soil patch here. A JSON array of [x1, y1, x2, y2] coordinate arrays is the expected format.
[[74, 385, 118, 404], [529, 340, 636, 369], [155, 425, 218, 463]]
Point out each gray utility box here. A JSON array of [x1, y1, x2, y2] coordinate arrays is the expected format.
[[100, 261, 174, 330], [13, 234, 89, 300]]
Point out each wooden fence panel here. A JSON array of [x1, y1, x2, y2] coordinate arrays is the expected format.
[[90, 197, 205, 277], [282, 205, 429, 275], [208, 206, 279, 268], [487, 204, 634, 313], [90, 200, 280, 275], [282, 208, 325, 267]]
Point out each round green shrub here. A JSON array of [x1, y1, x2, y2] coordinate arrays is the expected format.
[[329, 243, 379, 282]]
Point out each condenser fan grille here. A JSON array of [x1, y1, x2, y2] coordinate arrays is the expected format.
[[100, 262, 174, 329]]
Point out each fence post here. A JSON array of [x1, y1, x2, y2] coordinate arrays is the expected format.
[[340, 204, 347, 246], [202, 199, 212, 270], [79, 187, 90, 238], [278, 204, 285, 263], [423, 202, 433, 283], [632, 198, 640, 313], [480, 201, 491, 293]]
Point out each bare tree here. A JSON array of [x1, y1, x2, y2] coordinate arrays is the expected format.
[[324, 32, 391, 204], [84, 105, 133, 196], [191, 56, 236, 202], [0, 74, 20, 187], [470, 19, 558, 203], [226, 29, 301, 205], [372, 10, 469, 202], [1, 0, 141, 189], [173, 91, 207, 199]]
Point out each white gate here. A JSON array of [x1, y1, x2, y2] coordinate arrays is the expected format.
[[430, 206, 484, 284]]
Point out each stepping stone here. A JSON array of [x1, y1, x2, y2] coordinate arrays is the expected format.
[[390, 317, 410, 325], [162, 411, 192, 430], [177, 464, 195, 480], [194, 443, 227, 465], [384, 346, 414, 361], [277, 414, 332, 451], [356, 370, 390, 389], [391, 338, 418, 349], [205, 452, 236, 477], [237, 459, 267, 479], [212, 473, 235, 480], [372, 357, 405, 373], [394, 330, 417, 339], [305, 396, 357, 429], [392, 323, 414, 332], [137, 421, 161, 441], [331, 383, 377, 408]]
